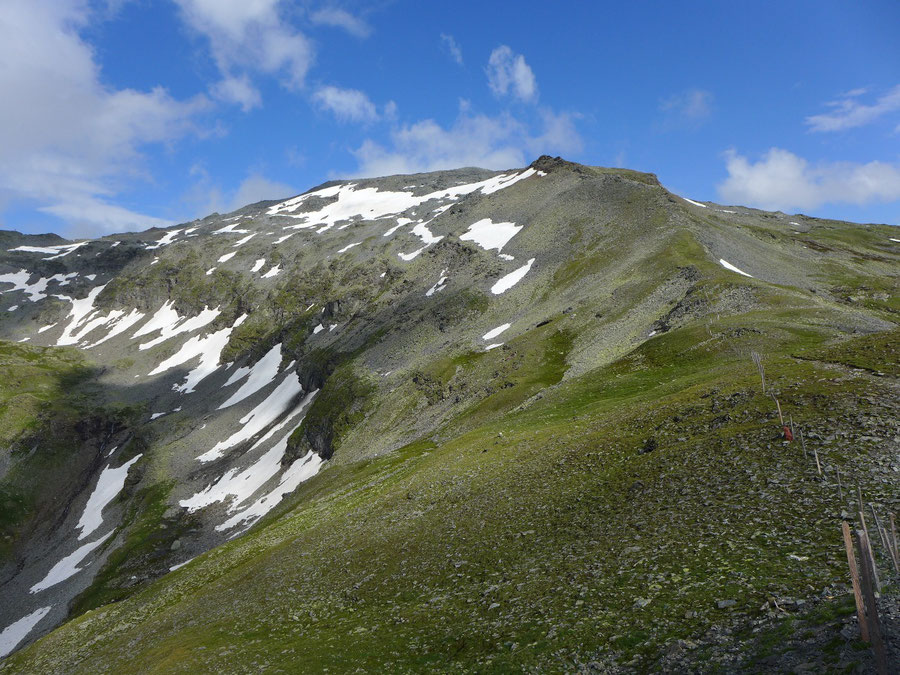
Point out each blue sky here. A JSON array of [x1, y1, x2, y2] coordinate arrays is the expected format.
[[1, 0, 899, 237]]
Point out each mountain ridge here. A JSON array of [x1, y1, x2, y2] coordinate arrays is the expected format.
[[0, 156, 897, 671]]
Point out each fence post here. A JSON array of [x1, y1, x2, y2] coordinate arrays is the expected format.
[[856, 530, 889, 675], [841, 521, 869, 642]]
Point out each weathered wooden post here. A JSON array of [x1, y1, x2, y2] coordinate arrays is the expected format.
[[841, 521, 869, 642]]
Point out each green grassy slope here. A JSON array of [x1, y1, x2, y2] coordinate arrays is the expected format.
[[4, 312, 896, 672]]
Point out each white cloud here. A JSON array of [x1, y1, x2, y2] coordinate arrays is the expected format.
[[313, 85, 379, 123], [805, 85, 900, 132], [486, 46, 537, 103], [211, 75, 262, 111], [718, 148, 900, 211], [230, 174, 294, 209], [351, 105, 581, 177], [309, 7, 371, 38], [174, 0, 313, 92], [659, 88, 713, 127], [0, 0, 208, 236], [440, 33, 463, 65]]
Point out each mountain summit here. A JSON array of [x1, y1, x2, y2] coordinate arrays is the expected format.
[[0, 158, 897, 671]]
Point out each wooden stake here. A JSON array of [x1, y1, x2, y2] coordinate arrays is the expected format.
[[859, 510, 881, 592], [841, 522, 869, 643], [891, 513, 899, 565], [837, 469, 843, 502], [870, 505, 891, 557], [808, 430, 821, 476], [856, 530, 889, 675], [789, 414, 795, 438], [773, 396, 784, 425], [799, 426, 808, 459]]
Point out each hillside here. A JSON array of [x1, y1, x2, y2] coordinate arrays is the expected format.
[[0, 156, 898, 672]]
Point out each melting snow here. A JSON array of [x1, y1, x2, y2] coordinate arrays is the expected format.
[[10, 241, 88, 260], [216, 450, 323, 532], [485, 343, 504, 351], [56, 285, 107, 346], [0, 271, 78, 302], [337, 242, 361, 253], [182, 391, 316, 514], [146, 229, 181, 250], [683, 198, 707, 208], [217, 252, 237, 263], [273, 233, 295, 245], [7, 305, 17, 312], [218, 344, 283, 409], [214, 223, 250, 235], [206, 267, 216, 275], [232, 233, 256, 247], [313, 324, 324, 334], [482, 323, 511, 340], [261, 265, 281, 279], [0, 607, 51, 658], [491, 258, 535, 294], [75, 455, 142, 540], [251, 258, 266, 273], [30, 531, 113, 593], [426, 270, 449, 297], [148, 315, 248, 394], [719, 259, 753, 278], [197, 372, 304, 463], [135, 302, 221, 350], [38, 323, 57, 333], [383, 217, 412, 237], [889, 238, 900, 243], [83, 308, 146, 349], [460, 218, 522, 252]]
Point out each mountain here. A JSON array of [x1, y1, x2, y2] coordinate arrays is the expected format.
[[0, 156, 897, 672]]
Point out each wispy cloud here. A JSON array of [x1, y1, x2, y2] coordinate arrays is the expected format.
[[0, 0, 209, 236], [173, 0, 313, 99], [486, 45, 538, 103], [805, 85, 900, 132], [440, 33, 463, 65], [351, 103, 581, 177], [659, 88, 713, 128], [718, 147, 900, 211], [313, 86, 379, 123], [309, 7, 371, 38]]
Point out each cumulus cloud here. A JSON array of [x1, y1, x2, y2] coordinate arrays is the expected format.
[[805, 85, 900, 132], [313, 86, 379, 122], [0, 0, 209, 235], [351, 105, 581, 177], [211, 74, 262, 111], [486, 46, 538, 103], [440, 33, 463, 65], [718, 148, 900, 211], [174, 0, 313, 93], [659, 88, 713, 128], [309, 7, 371, 38]]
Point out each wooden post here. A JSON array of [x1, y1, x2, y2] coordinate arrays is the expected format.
[[858, 510, 881, 592], [837, 469, 843, 502], [891, 513, 899, 565], [856, 530, 889, 675], [789, 414, 795, 438], [799, 426, 808, 459], [806, 429, 821, 476], [773, 397, 784, 425], [870, 506, 891, 559], [841, 522, 869, 642]]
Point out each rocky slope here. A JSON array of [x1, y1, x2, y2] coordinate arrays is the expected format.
[[0, 157, 897, 671]]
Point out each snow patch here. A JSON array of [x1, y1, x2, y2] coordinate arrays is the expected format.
[[683, 197, 707, 208], [718, 259, 753, 278], [217, 251, 237, 263], [135, 302, 221, 350], [250, 258, 266, 272], [0, 607, 51, 658], [218, 344, 283, 409], [197, 372, 303, 463], [30, 531, 113, 593], [491, 258, 535, 294], [460, 218, 522, 252], [426, 269, 449, 297], [482, 323, 511, 340], [261, 265, 281, 279], [75, 455, 142, 540]]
